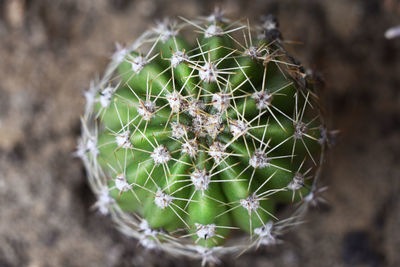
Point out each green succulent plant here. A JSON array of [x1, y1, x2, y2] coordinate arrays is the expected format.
[[78, 11, 329, 265]]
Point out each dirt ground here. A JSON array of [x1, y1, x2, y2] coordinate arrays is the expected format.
[[0, 0, 399, 266]]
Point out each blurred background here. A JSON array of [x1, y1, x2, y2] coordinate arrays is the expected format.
[[0, 0, 399, 266]]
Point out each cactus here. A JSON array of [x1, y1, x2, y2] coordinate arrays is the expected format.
[[78, 11, 329, 265]]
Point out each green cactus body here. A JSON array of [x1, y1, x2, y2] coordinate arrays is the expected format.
[[79, 12, 328, 263]]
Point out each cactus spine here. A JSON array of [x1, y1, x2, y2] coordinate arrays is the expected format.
[[78, 11, 329, 265]]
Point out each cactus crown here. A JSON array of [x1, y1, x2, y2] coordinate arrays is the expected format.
[[78, 11, 328, 265]]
